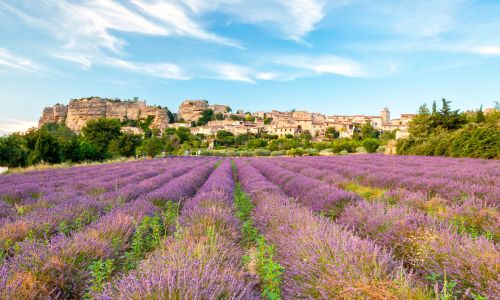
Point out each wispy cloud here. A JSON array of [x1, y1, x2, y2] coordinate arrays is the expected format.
[[132, 0, 241, 48], [0, 119, 37, 135], [103, 58, 190, 80], [274, 55, 366, 77], [184, 0, 333, 42], [209, 63, 255, 83], [0, 48, 44, 73]]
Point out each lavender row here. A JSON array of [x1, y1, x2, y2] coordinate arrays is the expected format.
[[99, 160, 258, 299], [301, 155, 499, 203], [235, 161, 429, 298], [337, 201, 499, 298], [248, 159, 360, 213], [0, 159, 208, 261], [0, 159, 217, 298], [271, 157, 499, 240]]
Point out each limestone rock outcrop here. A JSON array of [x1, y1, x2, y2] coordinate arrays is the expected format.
[[38, 104, 68, 127], [178, 100, 209, 122], [38, 97, 170, 132]]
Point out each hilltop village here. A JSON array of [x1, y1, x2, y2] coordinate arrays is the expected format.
[[39, 97, 414, 143]]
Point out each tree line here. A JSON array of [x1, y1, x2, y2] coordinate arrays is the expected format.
[[396, 99, 499, 159]]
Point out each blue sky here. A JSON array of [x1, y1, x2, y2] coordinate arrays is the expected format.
[[0, 0, 499, 134]]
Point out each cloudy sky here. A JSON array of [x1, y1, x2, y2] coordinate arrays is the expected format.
[[0, 0, 499, 134]]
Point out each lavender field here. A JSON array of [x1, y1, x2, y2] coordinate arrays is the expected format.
[[0, 155, 498, 299]]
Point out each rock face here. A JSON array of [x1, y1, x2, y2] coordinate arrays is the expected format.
[[178, 100, 209, 122], [38, 104, 68, 127], [39, 97, 170, 132]]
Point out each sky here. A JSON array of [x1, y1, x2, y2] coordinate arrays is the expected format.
[[0, 0, 499, 135]]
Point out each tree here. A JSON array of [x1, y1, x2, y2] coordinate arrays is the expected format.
[[29, 129, 61, 164], [418, 104, 430, 115], [109, 133, 142, 157], [139, 137, 165, 157], [215, 112, 224, 120], [360, 123, 379, 139], [362, 138, 380, 153], [475, 105, 486, 123], [0, 133, 28, 167], [216, 130, 235, 146], [325, 127, 339, 140], [81, 118, 122, 160], [197, 109, 214, 126], [167, 110, 176, 124]]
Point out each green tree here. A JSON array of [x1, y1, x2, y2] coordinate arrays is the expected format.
[[216, 130, 235, 146], [197, 109, 214, 126], [29, 128, 61, 164], [81, 118, 122, 160], [360, 123, 379, 139], [0, 133, 28, 167], [214, 112, 224, 120], [362, 138, 380, 153], [139, 137, 165, 157], [475, 106, 486, 123], [325, 127, 339, 140], [109, 133, 142, 157]]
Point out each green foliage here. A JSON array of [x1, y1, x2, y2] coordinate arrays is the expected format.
[[197, 109, 214, 126], [216, 130, 235, 146], [399, 100, 498, 159], [360, 123, 380, 139], [233, 182, 283, 299], [24, 128, 61, 164], [109, 133, 142, 157], [254, 149, 271, 156], [332, 139, 359, 153], [123, 201, 179, 271], [255, 236, 284, 300], [0, 133, 28, 167], [325, 127, 339, 140], [82, 118, 122, 160], [138, 136, 165, 157], [286, 148, 305, 156], [88, 258, 115, 293], [362, 138, 380, 153]]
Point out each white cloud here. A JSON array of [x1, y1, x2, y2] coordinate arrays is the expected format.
[[103, 58, 190, 80], [366, 0, 467, 38], [132, 0, 241, 48], [209, 63, 255, 83], [274, 55, 366, 77], [474, 46, 500, 56], [51, 53, 93, 69], [183, 0, 332, 41], [0, 119, 38, 135], [0, 48, 44, 73]]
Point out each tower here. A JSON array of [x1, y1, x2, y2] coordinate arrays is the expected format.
[[381, 107, 390, 125]]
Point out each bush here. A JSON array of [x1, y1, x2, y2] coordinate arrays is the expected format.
[[305, 148, 319, 156], [339, 150, 349, 155], [271, 151, 284, 157], [332, 140, 358, 153], [225, 150, 236, 157], [240, 151, 255, 157], [362, 138, 380, 153], [254, 149, 271, 156], [286, 148, 305, 156]]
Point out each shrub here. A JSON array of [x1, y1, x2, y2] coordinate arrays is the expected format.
[[254, 149, 271, 156], [305, 148, 319, 156], [286, 148, 305, 156], [270, 150, 284, 157], [362, 138, 380, 153]]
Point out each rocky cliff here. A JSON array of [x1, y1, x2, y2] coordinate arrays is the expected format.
[[39, 97, 169, 132], [178, 100, 209, 122]]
